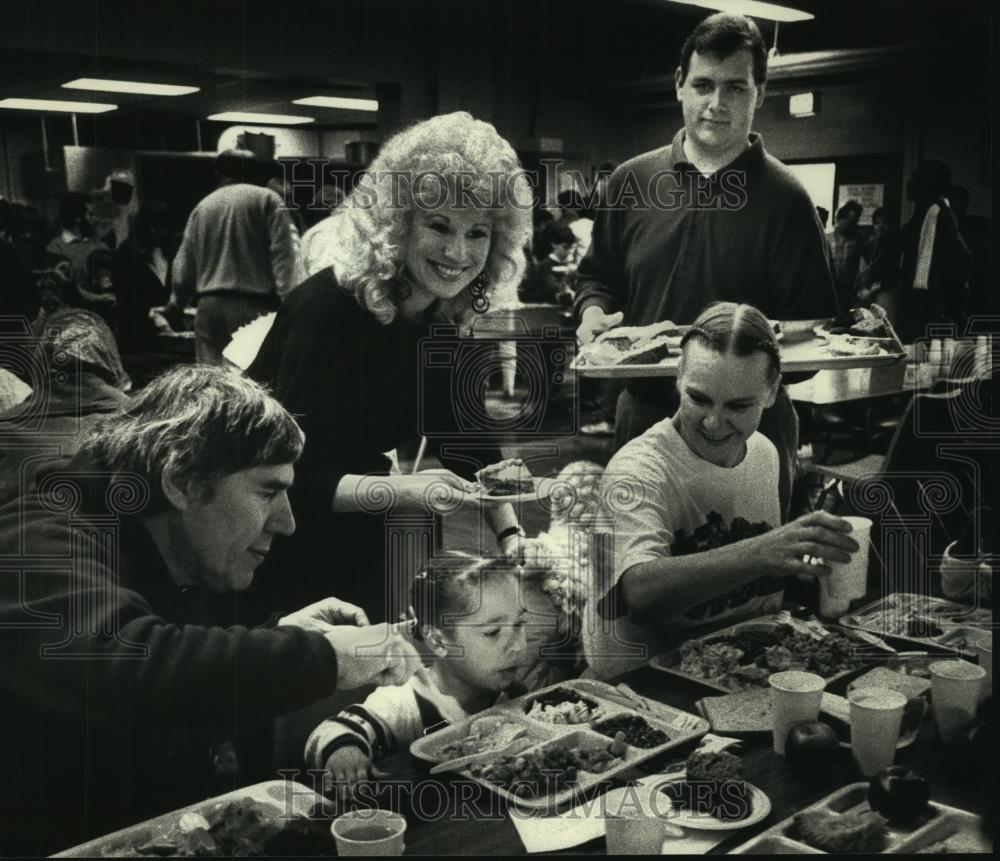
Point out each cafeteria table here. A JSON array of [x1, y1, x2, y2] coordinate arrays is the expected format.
[[364, 609, 988, 856]]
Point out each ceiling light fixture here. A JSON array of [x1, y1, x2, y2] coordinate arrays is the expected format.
[[62, 78, 200, 96], [0, 97, 118, 113], [664, 0, 813, 23], [207, 112, 314, 125], [293, 96, 379, 112]]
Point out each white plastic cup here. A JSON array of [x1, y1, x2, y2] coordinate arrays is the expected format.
[[929, 660, 986, 743], [970, 634, 992, 700], [602, 786, 676, 855], [332, 809, 407, 856], [769, 671, 825, 755], [848, 687, 907, 776]]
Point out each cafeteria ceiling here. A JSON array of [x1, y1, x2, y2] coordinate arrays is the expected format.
[[0, 0, 989, 126]]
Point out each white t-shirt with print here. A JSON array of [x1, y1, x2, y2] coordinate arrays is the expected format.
[[582, 417, 782, 678]]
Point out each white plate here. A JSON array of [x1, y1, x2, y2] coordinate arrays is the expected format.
[[656, 780, 772, 831]]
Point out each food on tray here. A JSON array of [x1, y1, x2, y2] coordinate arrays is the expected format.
[[576, 321, 679, 367], [698, 688, 773, 732], [475, 458, 534, 496], [685, 749, 742, 782], [817, 307, 893, 340], [437, 715, 527, 759], [671, 510, 772, 555], [847, 666, 932, 700], [661, 750, 750, 822], [524, 687, 600, 724], [915, 834, 991, 853], [868, 767, 931, 825], [793, 808, 889, 852], [593, 714, 668, 748], [825, 335, 886, 357], [677, 622, 865, 690], [847, 596, 992, 643], [97, 800, 330, 857], [470, 736, 628, 798]]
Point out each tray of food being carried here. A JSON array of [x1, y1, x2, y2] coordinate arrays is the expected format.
[[409, 679, 708, 810], [572, 310, 904, 378], [571, 319, 783, 377], [53, 781, 334, 858], [730, 780, 990, 854], [839, 593, 992, 655], [472, 458, 554, 504], [650, 612, 895, 697]]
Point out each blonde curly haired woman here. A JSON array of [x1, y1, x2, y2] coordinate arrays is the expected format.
[[247, 112, 534, 622]]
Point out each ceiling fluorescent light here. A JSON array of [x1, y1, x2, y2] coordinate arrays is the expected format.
[[293, 96, 379, 112], [207, 112, 314, 125], [63, 78, 200, 96], [665, 0, 813, 23], [0, 97, 117, 113]]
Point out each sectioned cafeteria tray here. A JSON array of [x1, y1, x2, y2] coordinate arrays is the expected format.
[[729, 781, 990, 854], [574, 317, 906, 378], [650, 613, 896, 694], [409, 679, 708, 810], [839, 593, 992, 654], [53, 780, 334, 858]]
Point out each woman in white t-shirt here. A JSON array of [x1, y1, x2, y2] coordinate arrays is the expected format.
[[585, 301, 860, 677]]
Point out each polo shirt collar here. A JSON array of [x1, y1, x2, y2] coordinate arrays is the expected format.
[[668, 128, 765, 177]]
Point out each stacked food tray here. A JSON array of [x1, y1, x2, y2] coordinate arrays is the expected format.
[[730, 782, 990, 854], [839, 593, 992, 655], [409, 679, 709, 810], [649, 614, 896, 694]]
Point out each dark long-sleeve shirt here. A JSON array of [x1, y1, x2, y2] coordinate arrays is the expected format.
[[0, 470, 340, 855], [246, 270, 503, 621], [574, 130, 838, 327]]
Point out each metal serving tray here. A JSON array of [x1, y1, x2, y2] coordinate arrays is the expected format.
[[839, 593, 992, 655], [649, 614, 895, 694], [409, 679, 708, 810], [730, 782, 990, 854], [573, 317, 905, 378]]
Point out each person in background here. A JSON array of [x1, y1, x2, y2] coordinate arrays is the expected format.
[[112, 200, 176, 354], [895, 160, 971, 341], [555, 188, 593, 265], [945, 184, 991, 318], [45, 192, 115, 313], [0, 307, 131, 505], [0, 199, 38, 324], [522, 222, 577, 307], [584, 302, 858, 678], [828, 200, 868, 307], [170, 148, 300, 365], [530, 203, 556, 261], [574, 12, 837, 519], [307, 554, 530, 797], [300, 184, 346, 277], [857, 206, 900, 310], [0, 365, 421, 856]]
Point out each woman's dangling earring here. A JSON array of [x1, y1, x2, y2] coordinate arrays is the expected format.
[[468, 270, 490, 313]]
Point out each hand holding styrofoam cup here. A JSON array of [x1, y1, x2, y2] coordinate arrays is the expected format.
[[848, 687, 906, 776], [770, 671, 825, 754], [818, 516, 871, 617], [929, 660, 986, 743], [332, 809, 407, 856]]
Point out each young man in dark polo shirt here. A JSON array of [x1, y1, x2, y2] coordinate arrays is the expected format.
[[574, 13, 838, 519]]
